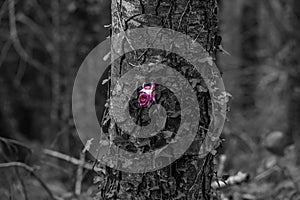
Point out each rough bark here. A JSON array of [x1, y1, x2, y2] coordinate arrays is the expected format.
[[101, 0, 219, 199]]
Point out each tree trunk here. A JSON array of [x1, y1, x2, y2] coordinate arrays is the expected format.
[[287, 0, 300, 165], [101, 0, 219, 199], [238, 0, 259, 114]]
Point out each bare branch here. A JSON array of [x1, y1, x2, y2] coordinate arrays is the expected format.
[[0, 136, 32, 152], [75, 152, 85, 195], [0, 162, 60, 200], [261, 0, 300, 40], [0, 0, 7, 23], [43, 149, 106, 174], [177, 0, 191, 30], [14, 168, 29, 200], [0, 162, 34, 172], [261, 0, 289, 35], [0, 39, 12, 69], [8, 0, 51, 74], [16, 13, 54, 55], [0, 136, 106, 174]]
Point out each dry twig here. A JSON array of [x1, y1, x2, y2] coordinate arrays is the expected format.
[[0, 0, 7, 23], [8, 0, 50, 74], [0, 162, 60, 200], [14, 167, 29, 200], [43, 149, 106, 174], [0, 39, 11, 69]]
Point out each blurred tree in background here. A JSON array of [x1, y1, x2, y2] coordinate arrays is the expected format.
[[0, 0, 110, 147], [238, 0, 259, 114], [219, 0, 300, 199], [0, 0, 110, 198]]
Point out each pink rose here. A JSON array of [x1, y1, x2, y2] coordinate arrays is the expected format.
[[139, 92, 150, 107], [138, 82, 156, 107]]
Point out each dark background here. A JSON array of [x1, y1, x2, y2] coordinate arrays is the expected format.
[[0, 0, 300, 199]]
